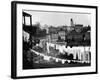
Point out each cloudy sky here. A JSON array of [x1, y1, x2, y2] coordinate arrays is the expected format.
[[23, 10, 91, 27]]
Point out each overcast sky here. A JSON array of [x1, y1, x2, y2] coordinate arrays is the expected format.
[[23, 10, 91, 27]]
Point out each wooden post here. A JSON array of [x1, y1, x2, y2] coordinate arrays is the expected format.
[[30, 15, 32, 49], [23, 16, 26, 25], [30, 15, 32, 26]]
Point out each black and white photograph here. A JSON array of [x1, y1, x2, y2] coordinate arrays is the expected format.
[[23, 10, 91, 69], [11, 1, 97, 79]]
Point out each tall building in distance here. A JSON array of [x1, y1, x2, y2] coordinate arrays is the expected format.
[[70, 18, 74, 27]]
